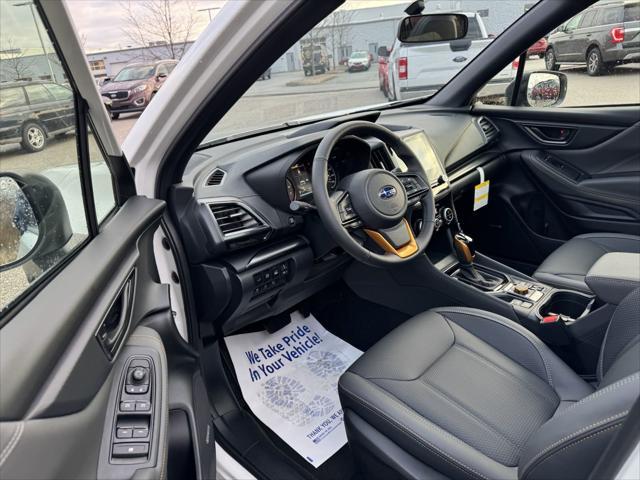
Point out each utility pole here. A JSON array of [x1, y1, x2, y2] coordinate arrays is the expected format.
[[13, 1, 56, 83], [197, 6, 220, 22]]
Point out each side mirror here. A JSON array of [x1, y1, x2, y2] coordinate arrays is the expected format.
[[0, 173, 72, 272], [508, 71, 567, 108], [398, 14, 468, 44], [377, 46, 390, 57], [103, 77, 111, 84], [157, 73, 167, 79]]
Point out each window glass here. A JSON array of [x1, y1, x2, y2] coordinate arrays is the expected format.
[[601, 7, 623, 24], [88, 126, 117, 224], [44, 83, 73, 101], [0, 2, 91, 314], [475, 1, 640, 108], [580, 10, 597, 28], [24, 84, 54, 104], [201, 0, 538, 145], [565, 14, 583, 31], [0, 87, 26, 109]]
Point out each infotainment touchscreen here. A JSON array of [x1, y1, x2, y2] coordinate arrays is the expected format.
[[402, 132, 446, 187]]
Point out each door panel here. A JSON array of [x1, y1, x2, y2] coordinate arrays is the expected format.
[[0, 198, 172, 479], [461, 105, 640, 266]]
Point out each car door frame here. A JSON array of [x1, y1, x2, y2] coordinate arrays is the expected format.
[[0, 2, 204, 479]]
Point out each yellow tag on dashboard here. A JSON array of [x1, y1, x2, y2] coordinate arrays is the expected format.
[[474, 180, 490, 211]]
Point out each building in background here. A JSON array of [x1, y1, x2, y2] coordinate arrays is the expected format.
[[1, 1, 531, 83]]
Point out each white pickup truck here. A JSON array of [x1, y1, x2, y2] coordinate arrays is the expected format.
[[387, 12, 517, 101]]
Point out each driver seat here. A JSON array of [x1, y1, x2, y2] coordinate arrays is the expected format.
[[339, 289, 640, 480]]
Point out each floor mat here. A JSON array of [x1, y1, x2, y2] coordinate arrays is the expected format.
[[225, 311, 362, 468]]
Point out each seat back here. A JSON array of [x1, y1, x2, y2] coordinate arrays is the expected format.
[[518, 288, 640, 480]]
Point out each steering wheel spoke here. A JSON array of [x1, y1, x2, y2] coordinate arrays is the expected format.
[[363, 219, 418, 258], [331, 190, 362, 228], [397, 172, 430, 205]]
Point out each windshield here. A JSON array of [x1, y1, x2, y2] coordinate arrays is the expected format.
[[193, 0, 537, 145], [112, 65, 154, 82]]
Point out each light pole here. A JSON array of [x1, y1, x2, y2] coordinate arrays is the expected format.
[[13, 1, 56, 83], [197, 6, 221, 22]]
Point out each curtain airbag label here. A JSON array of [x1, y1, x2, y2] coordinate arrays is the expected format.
[[225, 312, 362, 467]]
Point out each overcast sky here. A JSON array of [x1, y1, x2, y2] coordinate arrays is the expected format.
[[0, 0, 408, 56]]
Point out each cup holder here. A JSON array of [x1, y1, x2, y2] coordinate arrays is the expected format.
[[538, 291, 595, 321]]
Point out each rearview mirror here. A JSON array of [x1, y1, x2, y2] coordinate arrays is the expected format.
[[398, 14, 468, 44], [508, 71, 567, 108], [0, 173, 72, 272]]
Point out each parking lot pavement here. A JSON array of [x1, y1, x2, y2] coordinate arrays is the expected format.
[[1, 63, 638, 175]]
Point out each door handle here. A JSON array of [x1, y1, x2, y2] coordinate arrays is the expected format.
[[453, 56, 467, 63], [96, 272, 135, 359]]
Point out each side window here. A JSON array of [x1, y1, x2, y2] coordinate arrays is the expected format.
[[580, 10, 597, 28], [0, 2, 115, 314], [0, 87, 26, 109], [44, 83, 74, 102], [24, 84, 55, 104], [601, 7, 623, 25], [475, 4, 640, 108], [564, 14, 583, 32]]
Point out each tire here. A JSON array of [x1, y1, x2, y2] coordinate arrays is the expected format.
[[587, 47, 605, 76], [111, 112, 120, 120], [21, 122, 47, 153], [545, 48, 559, 71]]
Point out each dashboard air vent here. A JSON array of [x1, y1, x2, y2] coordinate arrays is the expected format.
[[209, 203, 265, 238], [206, 168, 226, 186], [478, 117, 499, 142], [371, 147, 394, 170]]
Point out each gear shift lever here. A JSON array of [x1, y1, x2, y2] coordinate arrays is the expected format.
[[451, 232, 503, 290]]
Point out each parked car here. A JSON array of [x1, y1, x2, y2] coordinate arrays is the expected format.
[[528, 37, 548, 58], [259, 67, 272, 80], [546, 0, 640, 76], [99, 59, 177, 119], [0, 80, 74, 153], [347, 51, 371, 72], [387, 11, 517, 100]]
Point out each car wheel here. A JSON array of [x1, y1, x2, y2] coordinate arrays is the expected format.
[[545, 48, 559, 71], [21, 122, 47, 153], [587, 47, 605, 76], [111, 112, 120, 120]]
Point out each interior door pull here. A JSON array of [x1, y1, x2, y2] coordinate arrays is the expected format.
[[96, 272, 135, 359]]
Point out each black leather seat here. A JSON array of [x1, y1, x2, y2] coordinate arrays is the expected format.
[[339, 289, 640, 480], [533, 233, 640, 293]]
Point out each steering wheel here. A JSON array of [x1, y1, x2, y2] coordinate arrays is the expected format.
[[312, 121, 435, 267]]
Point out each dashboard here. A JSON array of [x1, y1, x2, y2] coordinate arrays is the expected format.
[[285, 138, 371, 202], [174, 109, 499, 333]]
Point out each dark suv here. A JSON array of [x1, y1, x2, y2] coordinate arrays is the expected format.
[[546, 0, 640, 76], [0, 81, 74, 153], [100, 60, 177, 119]]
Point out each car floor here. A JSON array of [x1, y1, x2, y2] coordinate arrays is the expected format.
[[217, 282, 411, 479]]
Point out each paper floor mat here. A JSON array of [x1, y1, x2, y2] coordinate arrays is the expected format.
[[225, 311, 362, 467]]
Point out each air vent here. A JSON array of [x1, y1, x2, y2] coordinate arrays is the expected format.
[[478, 117, 499, 142], [206, 168, 226, 186], [371, 147, 393, 170], [209, 203, 266, 238]]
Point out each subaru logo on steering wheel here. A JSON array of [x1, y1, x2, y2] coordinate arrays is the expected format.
[[378, 185, 397, 200]]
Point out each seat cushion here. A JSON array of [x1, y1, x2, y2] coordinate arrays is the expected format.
[[338, 308, 593, 480], [533, 233, 640, 293]]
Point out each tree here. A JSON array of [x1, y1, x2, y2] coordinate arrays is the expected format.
[[120, 0, 196, 61], [1, 38, 35, 81], [330, 9, 355, 68]]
